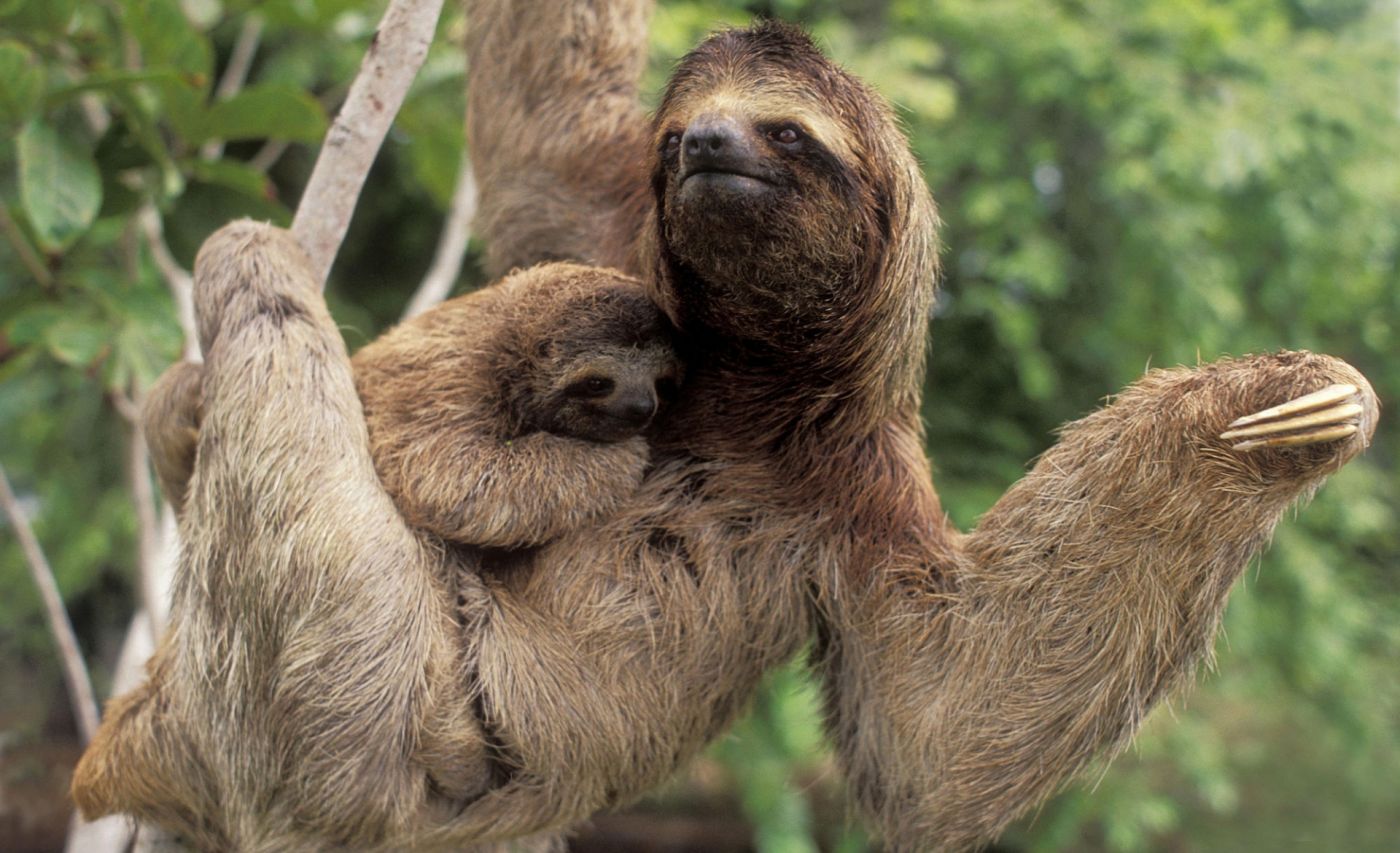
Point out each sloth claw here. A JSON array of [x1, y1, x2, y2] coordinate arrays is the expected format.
[[1223, 384, 1364, 452]]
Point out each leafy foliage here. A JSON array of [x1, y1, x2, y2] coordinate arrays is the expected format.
[[1, 0, 1397, 850]]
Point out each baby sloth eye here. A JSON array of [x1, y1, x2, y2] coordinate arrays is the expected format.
[[768, 126, 802, 146], [568, 376, 615, 399], [663, 133, 682, 155]]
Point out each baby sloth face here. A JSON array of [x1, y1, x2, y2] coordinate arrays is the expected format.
[[538, 340, 682, 442], [518, 281, 683, 444]]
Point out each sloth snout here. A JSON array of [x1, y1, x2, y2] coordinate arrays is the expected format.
[[681, 114, 763, 178], [607, 391, 657, 426]]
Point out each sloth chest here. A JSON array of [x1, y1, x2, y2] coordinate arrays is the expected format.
[[469, 470, 823, 826]]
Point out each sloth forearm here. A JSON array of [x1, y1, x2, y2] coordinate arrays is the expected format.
[[464, 0, 654, 274], [385, 433, 649, 548], [140, 359, 204, 515], [822, 352, 1377, 852]]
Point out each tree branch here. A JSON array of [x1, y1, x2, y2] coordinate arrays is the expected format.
[[0, 203, 53, 288], [401, 151, 477, 320], [200, 13, 266, 161], [249, 139, 290, 173], [138, 204, 200, 363], [0, 464, 100, 742], [126, 423, 169, 636], [291, 0, 446, 286]]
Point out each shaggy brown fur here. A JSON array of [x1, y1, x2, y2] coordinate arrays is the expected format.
[[135, 263, 679, 550], [74, 7, 1379, 852], [464, 0, 653, 275], [355, 262, 680, 548], [139, 359, 203, 515], [73, 224, 493, 849]]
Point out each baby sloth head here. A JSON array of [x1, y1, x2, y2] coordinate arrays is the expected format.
[[502, 265, 682, 444], [531, 334, 680, 443]]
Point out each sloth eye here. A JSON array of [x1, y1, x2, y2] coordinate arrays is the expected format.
[[663, 133, 682, 155], [655, 376, 679, 401], [769, 126, 802, 146], [569, 376, 615, 398]]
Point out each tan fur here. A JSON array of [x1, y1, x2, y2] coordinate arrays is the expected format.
[[137, 262, 678, 551], [464, 0, 653, 275], [140, 360, 203, 515], [74, 225, 494, 850], [355, 262, 678, 549], [73, 6, 1379, 852]]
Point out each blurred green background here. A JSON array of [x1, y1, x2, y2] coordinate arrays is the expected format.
[[1, 0, 1397, 850]]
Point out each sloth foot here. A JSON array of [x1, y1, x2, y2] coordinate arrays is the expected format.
[[1221, 383, 1364, 452]]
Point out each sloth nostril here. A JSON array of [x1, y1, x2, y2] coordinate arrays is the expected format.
[[681, 116, 744, 166]]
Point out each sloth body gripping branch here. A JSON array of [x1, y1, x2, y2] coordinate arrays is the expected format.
[[73, 3, 1377, 850]]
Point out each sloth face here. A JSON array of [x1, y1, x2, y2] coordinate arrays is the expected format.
[[534, 341, 682, 443], [650, 22, 891, 343]]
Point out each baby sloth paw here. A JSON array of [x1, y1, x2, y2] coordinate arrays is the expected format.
[[1221, 383, 1365, 452]]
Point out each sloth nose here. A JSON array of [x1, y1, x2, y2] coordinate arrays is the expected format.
[[682, 114, 758, 173], [608, 391, 657, 427]]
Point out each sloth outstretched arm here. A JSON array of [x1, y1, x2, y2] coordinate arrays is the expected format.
[[461, 5, 1382, 848], [816, 354, 1377, 851]]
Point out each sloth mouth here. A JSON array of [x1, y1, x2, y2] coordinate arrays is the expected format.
[[681, 167, 773, 187], [677, 169, 776, 210]]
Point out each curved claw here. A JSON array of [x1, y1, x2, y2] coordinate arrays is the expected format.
[[1223, 384, 1365, 452]]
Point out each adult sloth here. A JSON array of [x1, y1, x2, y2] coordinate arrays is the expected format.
[[73, 8, 1376, 852]]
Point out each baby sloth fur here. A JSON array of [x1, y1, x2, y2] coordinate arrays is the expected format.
[[355, 262, 681, 549], [140, 262, 681, 551]]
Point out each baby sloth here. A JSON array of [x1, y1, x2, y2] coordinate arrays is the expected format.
[[143, 262, 680, 552], [353, 261, 682, 549]]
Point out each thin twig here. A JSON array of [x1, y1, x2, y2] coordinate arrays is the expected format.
[[126, 422, 167, 637], [214, 13, 266, 101], [291, 0, 446, 286], [402, 152, 477, 320], [110, 389, 140, 424], [0, 204, 53, 288], [138, 204, 200, 362], [249, 139, 291, 173], [201, 14, 266, 161], [0, 465, 100, 742]]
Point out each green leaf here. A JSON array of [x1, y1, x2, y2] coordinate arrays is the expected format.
[[3, 0, 76, 35], [6, 303, 65, 346], [44, 69, 185, 105], [45, 317, 109, 367], [398, 87, 464, 207], [124, 0, 211, 80], [189, 158, 272, 199], [195, 83, 327, 144], [16, 120, 103, 252], [122, 0, 213, 143], [104, 87, 185, 202], [0, 41, 44, 134]]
